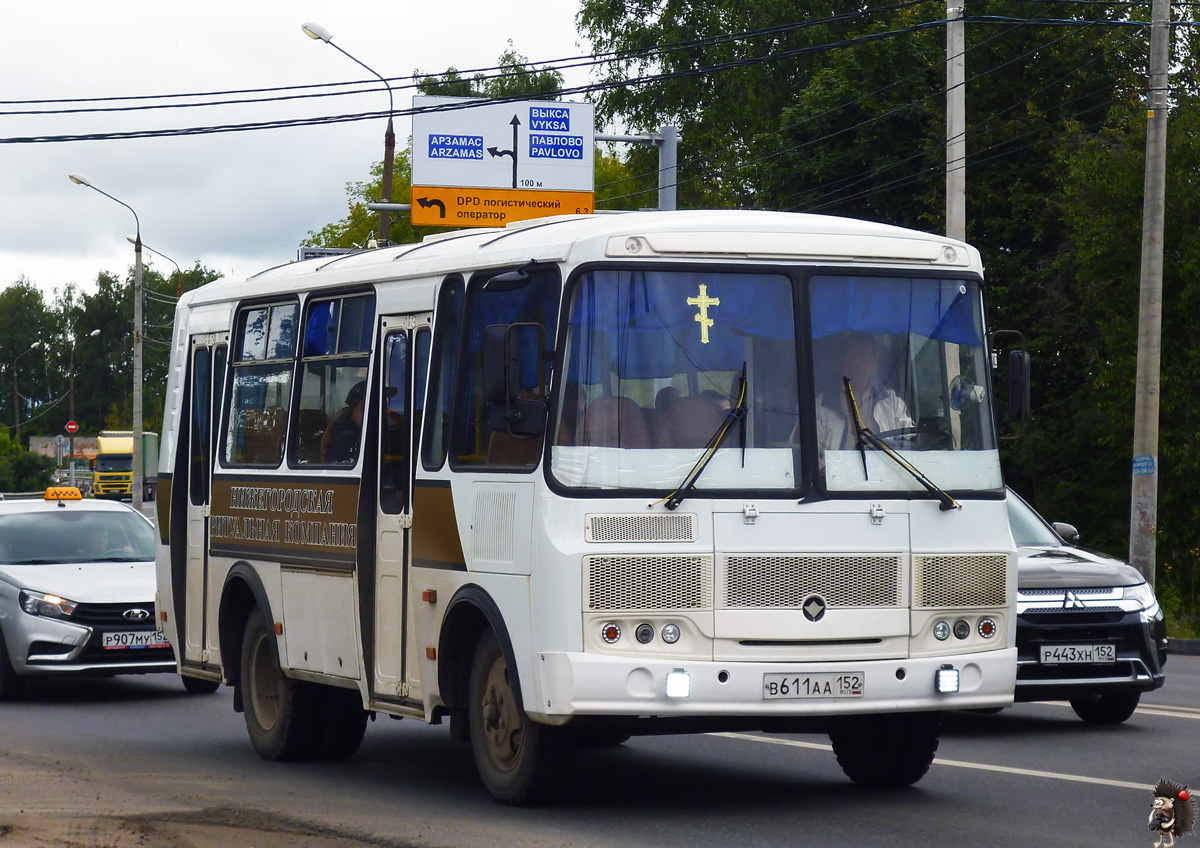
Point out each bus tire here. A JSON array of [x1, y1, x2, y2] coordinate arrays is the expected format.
[[468, 630, 570, 805], [830, 711, 941, 788], [0, 630, 25, 702], [317, 686, 369, 760], [240, 606, 322, 761]]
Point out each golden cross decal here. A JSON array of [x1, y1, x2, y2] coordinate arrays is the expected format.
[[686, 284, 720, 344]]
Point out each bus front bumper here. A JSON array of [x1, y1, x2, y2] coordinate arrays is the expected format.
[[533, 648, 1016, 719]]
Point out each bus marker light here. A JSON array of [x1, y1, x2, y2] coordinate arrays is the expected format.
[[977, 618, 997, 638], [426, 647, 437, 660], [935, 665, 960, 694], [421, 590, 437, 603], [601, 623, 621, 644], [666, 669, 691, 699]]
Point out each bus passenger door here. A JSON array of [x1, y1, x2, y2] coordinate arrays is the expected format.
[[373, 314, 431, 699], [183, 335, 227, 667]]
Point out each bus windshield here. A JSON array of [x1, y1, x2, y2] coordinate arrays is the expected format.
[[552, 269, 800, 492], [551, 269, 1000, 496], [810, 275, 1000, 494]]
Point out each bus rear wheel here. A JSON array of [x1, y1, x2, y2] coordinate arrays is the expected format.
[[240, 607, 322, 761], [829, 711, 941, 787], [468, 630, 570, 805]]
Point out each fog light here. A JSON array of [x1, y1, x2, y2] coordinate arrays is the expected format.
[[936, 664, 960, 694], [601, 622, 621, 644], [977, 617, 997, 639], [665, 669, 691, 698], [953, 619, 971, 640], [661, 623, 681, 644], [933, 620, 951, 641], [635, 623, 655, 644]]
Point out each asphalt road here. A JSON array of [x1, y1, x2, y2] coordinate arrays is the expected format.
[[2, 656, 1198, 848]]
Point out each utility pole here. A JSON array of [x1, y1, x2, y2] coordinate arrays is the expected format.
[[133, 236, 144, 513], [1129, 0, 1171, 585], [946, 0, 966, 242]]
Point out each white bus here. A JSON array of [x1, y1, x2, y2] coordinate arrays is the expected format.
[[154, 210, 1017, 804]]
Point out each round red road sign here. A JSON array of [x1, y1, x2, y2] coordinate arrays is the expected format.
[[65, 420, 79, 434]]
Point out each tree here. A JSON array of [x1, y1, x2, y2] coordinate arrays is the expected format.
[[0, 427, 54, 492], [0, 279, 57, 443]]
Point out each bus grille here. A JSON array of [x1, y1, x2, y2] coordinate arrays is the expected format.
[[722, 554, 902, 608], [584, 555, 712, 611], [913, 553, 1007, 608], [585, 513, 695, 543]]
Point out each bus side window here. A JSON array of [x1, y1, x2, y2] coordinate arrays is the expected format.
[[452, 266, 560, 470], [225, 302, 298, 467], [291, 292, 375, 467]]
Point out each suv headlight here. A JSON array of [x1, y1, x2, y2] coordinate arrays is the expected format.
[[1122, 582, 1157, 610], [19, 590, 78, 618]]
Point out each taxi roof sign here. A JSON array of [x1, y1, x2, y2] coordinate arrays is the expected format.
[[45, 486, 83, 502]]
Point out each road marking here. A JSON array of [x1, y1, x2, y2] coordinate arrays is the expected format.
[[710, 732, 1154, 791]]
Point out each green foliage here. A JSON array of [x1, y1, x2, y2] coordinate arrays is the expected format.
[[0, 427, 54, 492], [416, 43, 564, 100]]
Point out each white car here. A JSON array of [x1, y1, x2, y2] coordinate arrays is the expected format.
[[0, 488, 186, 699]]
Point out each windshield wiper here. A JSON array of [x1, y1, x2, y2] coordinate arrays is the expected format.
[[843, 377, 961, 511], [663, 366, 749, 511]]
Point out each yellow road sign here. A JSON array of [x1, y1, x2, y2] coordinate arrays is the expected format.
[[410, 186, 594, 228]]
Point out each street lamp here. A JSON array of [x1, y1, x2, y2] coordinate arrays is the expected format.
[[68, 329, 102, 488], [128, 235, 182, 297], [69, 172, 145, 512], [12, 340, 42, 444], [302, 22, 396, 247]]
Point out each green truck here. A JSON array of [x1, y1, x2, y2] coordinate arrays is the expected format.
[[92, 430, 159, 500]]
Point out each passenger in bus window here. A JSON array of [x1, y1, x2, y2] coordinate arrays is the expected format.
[[815, 331, 913, 451], [322, 381, 367, 463]]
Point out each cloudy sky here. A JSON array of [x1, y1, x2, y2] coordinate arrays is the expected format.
[[1, 1, 591, 298]]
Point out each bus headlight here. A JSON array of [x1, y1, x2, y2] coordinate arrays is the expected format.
[[933, 620, 951, 641], [661, 623, 681, 644]]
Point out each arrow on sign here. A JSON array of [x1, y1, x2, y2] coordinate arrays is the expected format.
[[487, 115, 521, 189], [416, 197, 446, 218]]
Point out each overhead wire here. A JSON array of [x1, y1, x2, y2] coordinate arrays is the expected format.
[[766, 20, 1145, 212], [599, 6, 1139, 206]]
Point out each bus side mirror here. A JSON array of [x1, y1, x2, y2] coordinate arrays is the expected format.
[[483, 323, 547, 438], [1007, 350, 1031, 424]]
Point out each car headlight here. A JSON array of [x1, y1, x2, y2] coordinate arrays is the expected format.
[[1122, 582, 1157, 610], [19, 590, 78, 618]]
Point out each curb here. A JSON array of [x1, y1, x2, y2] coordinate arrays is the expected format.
[[1167, 638, 1200, 656]]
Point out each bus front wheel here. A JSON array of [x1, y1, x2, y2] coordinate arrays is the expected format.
[[467, 630, 570, 805], [829, 711, 941, 787], [240, 607, 322, 761]]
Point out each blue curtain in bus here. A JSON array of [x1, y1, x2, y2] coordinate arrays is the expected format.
[[566, 270, 794, 382], [809, 276, 981, 346]]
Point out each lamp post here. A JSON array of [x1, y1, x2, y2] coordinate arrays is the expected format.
[[302, 22, 395, 247], [68, 329, 102, 488], [12, 340, 42, 444], [129, 235, 182, 297], [69, 172, 144, 512]]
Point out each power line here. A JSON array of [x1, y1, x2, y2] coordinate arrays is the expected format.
[[0, 0, 940, 114], [600, 9, 1137, 206]]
